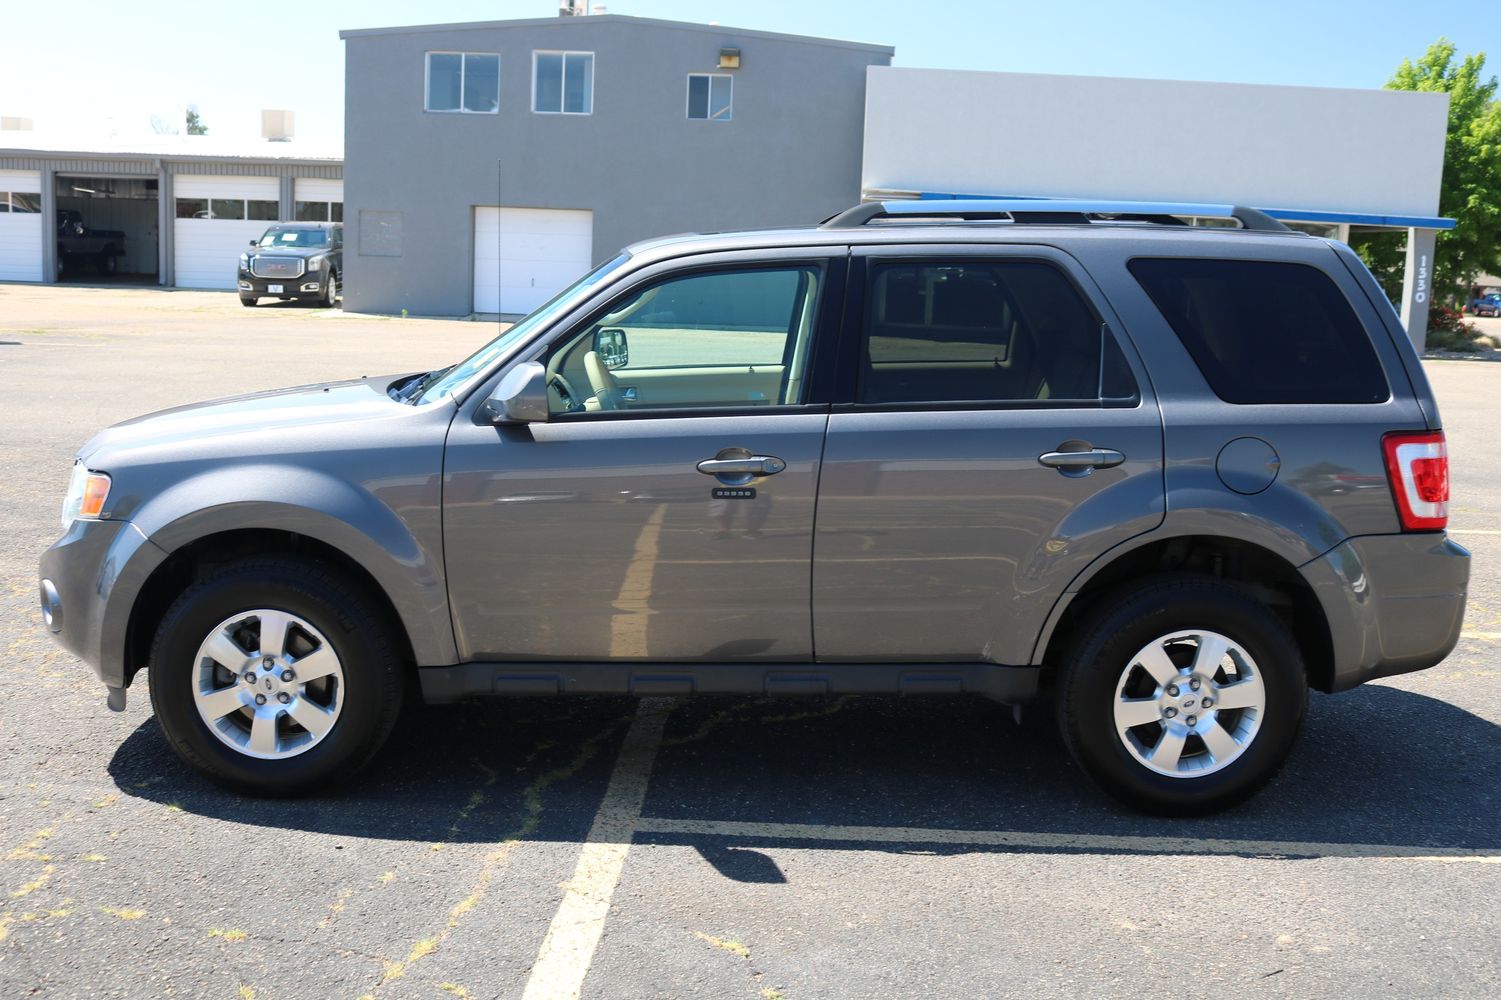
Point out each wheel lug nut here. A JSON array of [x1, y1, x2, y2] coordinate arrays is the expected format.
[[281, 670, 294, 682], [277, 692, 291, 704], [1186, 715, 1198, 726], [1164, 707, 1178, 719], [263, 657, 275, 669], [1201, 697, 1214, 708], [242, 672, 256, 684], [1190, 678, 1201, 691], [254, 694, 267, 706], [1167, 685, 1180, 697]]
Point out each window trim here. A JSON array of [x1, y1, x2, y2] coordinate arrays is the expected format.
[[531, 50, 595, 115], [424, 51, 501, 115], [840, 252, 1142, 411], [686, 72, 733, 121]]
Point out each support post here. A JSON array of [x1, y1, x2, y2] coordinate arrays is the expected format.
[[40, 166, 56, 283], [1399, 226, 1437, 353]]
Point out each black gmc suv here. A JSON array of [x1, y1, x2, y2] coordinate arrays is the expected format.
[[238, 222, 341, 308]]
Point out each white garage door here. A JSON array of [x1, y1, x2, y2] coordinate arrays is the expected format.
[[473, 207, 593, 315], [0, 170, 44, 282], [294, 178, 343, 222], [172, 175, 280, 289]]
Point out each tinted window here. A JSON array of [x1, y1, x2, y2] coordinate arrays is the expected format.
[[859, 260, 1136, 405], [247, 200, 278, 221], [11, 192, 40, 213], [1129, 258, 1388, 404], [211, 198, 245, 220]]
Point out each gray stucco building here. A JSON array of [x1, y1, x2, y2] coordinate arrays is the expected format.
[[339, 15, 892, 316]]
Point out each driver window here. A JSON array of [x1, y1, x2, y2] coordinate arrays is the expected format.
[[544, 265, 822, 416]]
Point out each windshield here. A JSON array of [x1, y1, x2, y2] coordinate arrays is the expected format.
[[414, 253, 632, 403], [258, 228, 328, 248]]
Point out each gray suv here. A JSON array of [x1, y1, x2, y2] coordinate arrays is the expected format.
[[38, 199, 1470, 814]]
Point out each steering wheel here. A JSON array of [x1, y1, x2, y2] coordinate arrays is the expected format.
[[584, 351, 624, 410], [548, 371, 585, 414]]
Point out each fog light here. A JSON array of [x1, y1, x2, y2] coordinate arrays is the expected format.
[[40, 579, 62, 632], [238, 280, 252, 290], [300, 282, 320, 292]]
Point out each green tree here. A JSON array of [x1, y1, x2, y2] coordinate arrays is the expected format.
[[1351, 40, 1501, 306], [185, 105, 208, 136]]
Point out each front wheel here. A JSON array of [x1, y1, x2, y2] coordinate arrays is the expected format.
[[323, 270, 338, 308], [1054, 576, 1307, 815], [148, 556, 405, 794]]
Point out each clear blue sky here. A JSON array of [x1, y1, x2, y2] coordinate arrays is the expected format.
[[3, 0, 1498, 142]]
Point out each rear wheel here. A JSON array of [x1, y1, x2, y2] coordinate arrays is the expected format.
[[148, 556, 405, 794], [97, 250, 117, 275], [1055, 576, 1307, 815]]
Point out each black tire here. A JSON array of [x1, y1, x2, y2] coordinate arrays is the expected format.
[[324, 270, 338, 308], [1054, 575, 1307, 815], [98, 250, 117, 275], [148, 556, 405, 794], [239, 295, 258, 308]]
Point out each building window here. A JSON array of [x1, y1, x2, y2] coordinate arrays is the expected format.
[[296, 200, 344, 223], [426, 52, 500, 113], [533, 51, 594, 114], [687, 74, 732, 121], [175, 198, 278, 220], [0, 191, 41, 213]]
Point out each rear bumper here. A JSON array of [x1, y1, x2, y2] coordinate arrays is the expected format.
[[1300, 532, 1469, 692]]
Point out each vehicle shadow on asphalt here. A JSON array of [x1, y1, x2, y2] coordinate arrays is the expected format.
[[108, 684, 1499, 863]]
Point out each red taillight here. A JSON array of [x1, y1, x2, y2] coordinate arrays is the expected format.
[[1382, 431, 1448, 531]]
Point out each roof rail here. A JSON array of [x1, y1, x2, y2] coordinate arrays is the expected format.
[[820, 199, 1292, 233]]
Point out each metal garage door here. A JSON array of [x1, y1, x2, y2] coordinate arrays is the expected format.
[[473, 207, 593, 315], [0, 170, 44, 282], [294, 178, 343, 222], [172, 175, 280, 289]]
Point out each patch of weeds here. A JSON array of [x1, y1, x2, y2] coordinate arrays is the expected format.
[[695, 931, 751, 959]]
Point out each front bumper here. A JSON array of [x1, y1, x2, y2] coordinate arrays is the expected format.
[[38, 518, 167, 690], [1300, 532, 1469, 692], [238, 269, 327, 299]]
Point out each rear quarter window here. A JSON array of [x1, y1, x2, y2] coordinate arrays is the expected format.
[[1128, 257, 1389, 404]]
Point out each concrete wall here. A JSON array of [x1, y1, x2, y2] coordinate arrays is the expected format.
[[341, 15, 892, 315], [862, 67, 1449, 218]]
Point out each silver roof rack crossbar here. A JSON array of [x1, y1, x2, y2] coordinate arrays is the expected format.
[[820, 199, 1292, 233]]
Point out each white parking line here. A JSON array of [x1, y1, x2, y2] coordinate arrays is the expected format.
[[520, 697, 674, 1000], [633, 817, 1500, 863]]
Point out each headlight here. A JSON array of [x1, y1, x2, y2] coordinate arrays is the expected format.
[[305, 255, 324, 271], [239, 253, 249, 268], [61, 463, 111, 528]]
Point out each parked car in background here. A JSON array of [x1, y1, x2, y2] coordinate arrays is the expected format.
[[56, 209, 126, 276], [40, 199, 1468, 814], [237, 222, 341, 308], [1466, 293, 1501, 317]]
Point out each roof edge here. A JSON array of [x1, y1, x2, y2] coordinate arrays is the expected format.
[[339, 13, 893, 54]]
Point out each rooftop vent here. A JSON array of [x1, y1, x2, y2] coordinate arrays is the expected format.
[[1, 116, 34, 131], [261, 109, 295, 142]]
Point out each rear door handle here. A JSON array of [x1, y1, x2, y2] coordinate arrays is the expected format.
[[1038, 448, 1126, 470], [696, 456, 787, 477]]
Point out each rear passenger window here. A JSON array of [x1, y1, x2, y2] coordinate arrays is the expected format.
[[858, 260, 1137, 405], [1129, 258, 1389, 404]]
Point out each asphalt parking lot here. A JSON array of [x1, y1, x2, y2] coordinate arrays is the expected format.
[[0, 284, 1497, 1000]]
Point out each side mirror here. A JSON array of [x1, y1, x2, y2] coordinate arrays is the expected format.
[[482, 361, 550, 424], [249, 238, 258, 247], [594, 327, 629, 370]]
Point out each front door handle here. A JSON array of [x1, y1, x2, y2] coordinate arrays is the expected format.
[[696, 455, 787, 477], [1038, 448, 1126, 471]]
